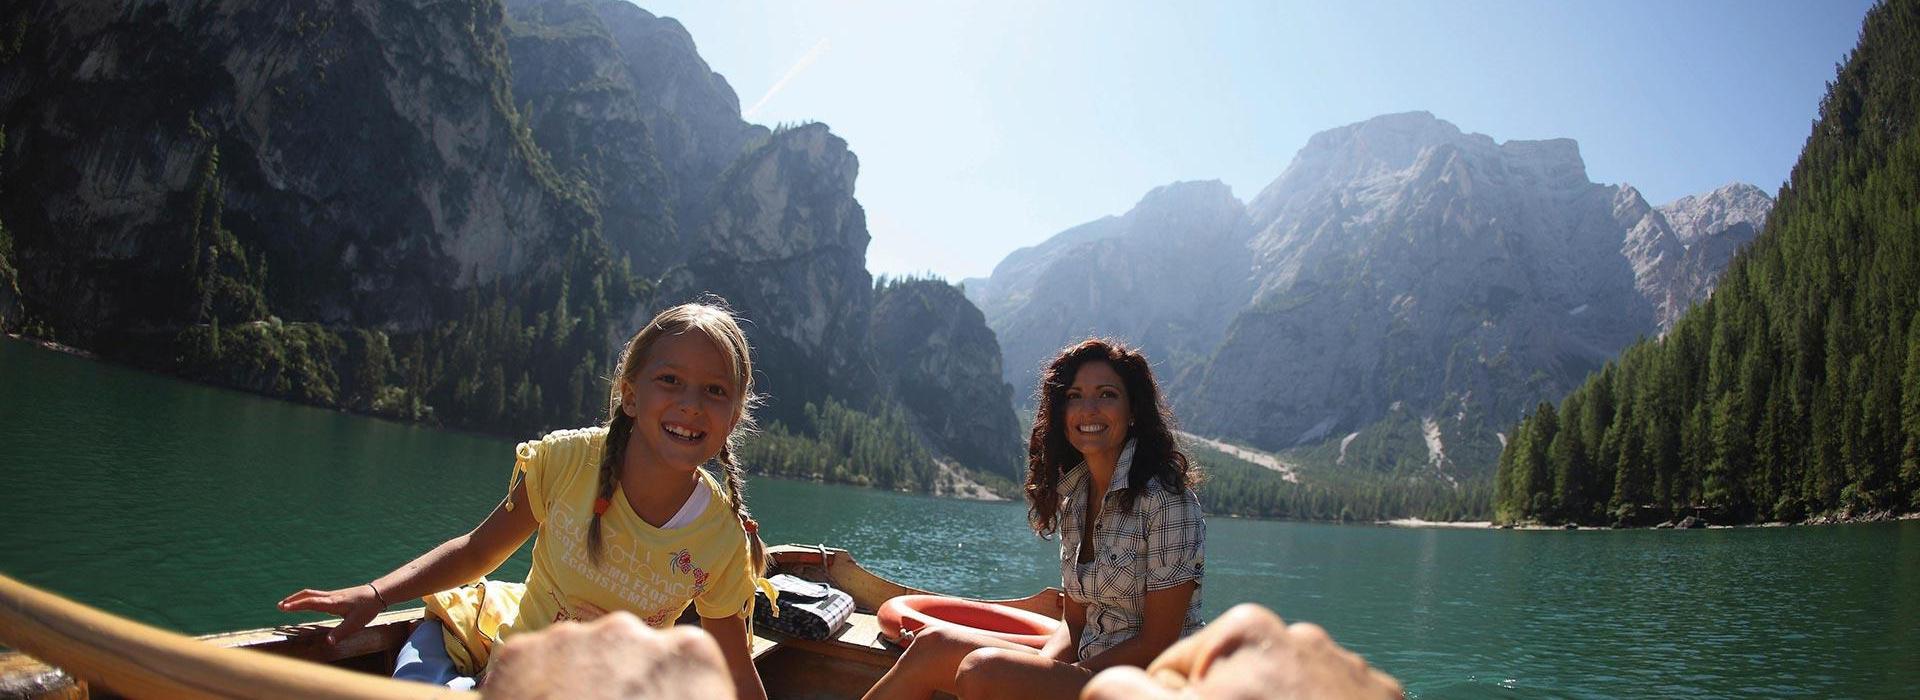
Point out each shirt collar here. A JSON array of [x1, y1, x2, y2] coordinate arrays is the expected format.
[[1062, 439, 1139, 501]]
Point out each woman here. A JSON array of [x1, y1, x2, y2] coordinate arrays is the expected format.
[[865, 338, 1205, 700]]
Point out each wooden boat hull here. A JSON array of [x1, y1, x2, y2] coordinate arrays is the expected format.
[[0, 545, 1063, 699]]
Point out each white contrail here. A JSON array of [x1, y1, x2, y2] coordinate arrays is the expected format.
[[744, 38, 832, 120]]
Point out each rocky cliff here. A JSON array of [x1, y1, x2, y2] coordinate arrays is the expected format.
[[976, 112, 1768, 482], [2, 0, 616, 339], [503, 0, 682, 274], [507, 0, 891, 429], [872, 278, 1024, 477], [967, 180, 1254, 399], [0, 0, 1023, 474], [661, 123, 882, 424], [1649, 183, 1772, 329], [1195, 113, 1666, 479]]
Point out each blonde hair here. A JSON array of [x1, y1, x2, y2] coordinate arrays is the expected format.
[[589, 299, 767, 573]]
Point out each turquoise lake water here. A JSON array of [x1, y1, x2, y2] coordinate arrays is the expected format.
[[3, 338, 1916, 697]]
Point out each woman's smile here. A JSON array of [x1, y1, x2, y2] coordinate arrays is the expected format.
[[1064, 360, 1131, 461]]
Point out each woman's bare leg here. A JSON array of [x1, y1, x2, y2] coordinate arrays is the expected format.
[[863, 626, 1040, 700], [953, 646, 1092, 700]]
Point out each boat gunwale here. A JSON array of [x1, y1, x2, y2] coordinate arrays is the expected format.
[[0, 544, 1064, 697]]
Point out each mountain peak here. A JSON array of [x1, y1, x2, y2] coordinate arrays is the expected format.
[[1250, 112, 1605, 224], [1499, 138, 1588, 191], [1298, 111, 1473, 173], [1135, 179, 1239, 211], [1658, 182, 1773, 246]]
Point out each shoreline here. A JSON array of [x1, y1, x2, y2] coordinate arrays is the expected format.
[[5, 334, 1018, 504], [1379, 518, 1496, 529], [15, 336, 1917, 523], [1381, 511, 1920, 531], [5, 332, 96, 359]]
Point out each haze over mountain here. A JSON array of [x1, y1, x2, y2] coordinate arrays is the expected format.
[[970, 112, 1770, 481]]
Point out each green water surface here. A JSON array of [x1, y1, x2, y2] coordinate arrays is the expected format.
[[2, 339, 1916, 698]]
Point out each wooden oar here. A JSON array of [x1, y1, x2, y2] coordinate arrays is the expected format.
[[0, 573, 455, 699]]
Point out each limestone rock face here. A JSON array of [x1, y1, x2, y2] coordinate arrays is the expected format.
[[2, 0, 1024, 466], [592, 0, 761, 226], [502, 0, 772, 277], [512, 1, 1008, 441], [968, 180, 1254, 399], [977, 112, 1765, 481], [1649, 183, 1773, 329], [1192, 113, 1655, 476], [0, 0, 586, 339], [872, 279, 1024, 478], [1659, 182, 1773, 247], [504, 0, 681, 275], [660, 124, 880, 424]]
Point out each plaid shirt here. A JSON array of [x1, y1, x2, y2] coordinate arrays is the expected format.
[[1058, 440, 1205, 660]]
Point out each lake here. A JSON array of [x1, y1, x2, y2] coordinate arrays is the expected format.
[[2, 338, 1915, 698]]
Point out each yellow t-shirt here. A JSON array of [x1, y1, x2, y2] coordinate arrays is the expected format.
[[426, 427, 761, 673]]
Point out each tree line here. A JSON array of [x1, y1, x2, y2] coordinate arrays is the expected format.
[[1494, 0, 1920, 525], [1191, 443, 1493, 522]]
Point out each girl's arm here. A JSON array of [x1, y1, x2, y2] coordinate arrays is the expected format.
[[1040, 594, 1086, 663], [278, 482, 539, 643], [699, 614, 768, 700], [1072, 580, 1197, 673]]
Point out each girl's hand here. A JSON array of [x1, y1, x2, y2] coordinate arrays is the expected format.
[[277, 585, 386, 645]]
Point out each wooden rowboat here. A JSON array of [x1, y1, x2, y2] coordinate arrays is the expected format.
[[0, 546, 1063, 699]]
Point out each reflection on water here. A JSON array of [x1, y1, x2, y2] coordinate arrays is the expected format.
[[3, 339, 1917, 698]]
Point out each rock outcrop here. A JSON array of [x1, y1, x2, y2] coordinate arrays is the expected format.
[[0, 0, 1024, 467], [872, 278, 1024, 477], [661, 123, 881, 424], [1650, 183, 1773, 329], [967, 180, 1254, 399], [503, 0, 682, 274], [975, 112, 1768, 481], [1192, 113, 1658, 477], [0, 0, 590, 340]]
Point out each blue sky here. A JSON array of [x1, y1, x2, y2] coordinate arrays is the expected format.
[[644, 1, 1874, 282]]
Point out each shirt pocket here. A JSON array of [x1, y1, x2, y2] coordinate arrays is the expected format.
[[1092, 545, 1143, 598]]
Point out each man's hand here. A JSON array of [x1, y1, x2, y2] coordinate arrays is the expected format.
[[484, 612, 734, 699], [1081, 604, 1402, 700]]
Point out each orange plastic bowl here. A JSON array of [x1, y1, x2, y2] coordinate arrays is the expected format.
[[877, 594, 1062, 649]]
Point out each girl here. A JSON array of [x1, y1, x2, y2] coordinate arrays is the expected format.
[[280, 301, 772, 699], [865, 338, 1206, 700]]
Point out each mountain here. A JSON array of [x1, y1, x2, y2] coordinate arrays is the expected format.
[[967, 180, 1253, 396], [0, 0, 1023, 481], [974, 111, 1769, 484], [1647, 183, 1772, 329], [1494, 0, 1920, 525], [1, 0, 591, 337], [871, 277, 1024, 479], [658, 122, 883, 423]]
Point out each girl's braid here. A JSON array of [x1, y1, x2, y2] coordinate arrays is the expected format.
[[718, 446, 768, 574], [587, 410, 634, 565]]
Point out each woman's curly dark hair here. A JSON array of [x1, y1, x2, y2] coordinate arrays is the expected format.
[[1024, 338, 1199, 537]]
